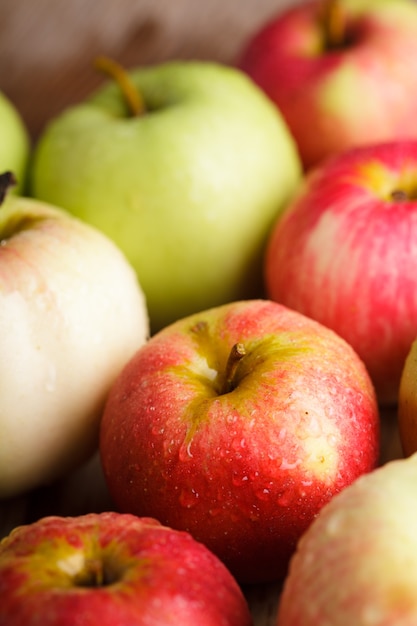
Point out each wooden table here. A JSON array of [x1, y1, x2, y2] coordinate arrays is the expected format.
[[0, 0, 300, 140]]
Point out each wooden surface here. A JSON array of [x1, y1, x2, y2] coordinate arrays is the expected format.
[[0, 1, 406, 623], [0, 0, 302, 141]]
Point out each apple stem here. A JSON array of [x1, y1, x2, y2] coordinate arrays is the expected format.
[[94, 56, 146, 117], [0, 171, 17, 204], [221, 343, 246, 394], [321, 0, 346, 50]]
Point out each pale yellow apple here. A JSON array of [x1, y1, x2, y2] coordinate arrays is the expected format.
[[0, 194, 149, 498], [278, 454, 417, 625]]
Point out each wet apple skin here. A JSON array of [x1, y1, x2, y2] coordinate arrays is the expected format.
[[100, 300, 379, 583]]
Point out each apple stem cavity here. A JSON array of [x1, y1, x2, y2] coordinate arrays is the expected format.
[[0, 171, 17, 204], [74, 557, 118, 588], [320, 0, 348, 51], [94, 56, 146, 117], [391, 189, 410, 202], [222, 343, 246, 395]]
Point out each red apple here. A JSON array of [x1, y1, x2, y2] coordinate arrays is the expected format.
[[238, 0, 417, 170], [265, 140, 417, 405], [0, 512, 252, 626], [99, 299, 379, 584]]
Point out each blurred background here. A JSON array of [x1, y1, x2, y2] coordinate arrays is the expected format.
[[1, 0, 302, 140]]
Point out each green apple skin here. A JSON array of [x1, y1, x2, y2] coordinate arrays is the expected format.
[[0, 92, 30, 193], [0, 512, 252, 626], [239, 0, 417, 170], [277, 454, 417, 626], [100, 299, 379, 584], [398, 338, 417, 457], [29, 61, 302, 332], [0, 195, 149, 499]]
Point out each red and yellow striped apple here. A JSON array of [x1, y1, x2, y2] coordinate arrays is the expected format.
[[0, 512, 252, 626], [99, 299, 379, 584], [238, 0, 417, 170], [265, 140, 417, 405]]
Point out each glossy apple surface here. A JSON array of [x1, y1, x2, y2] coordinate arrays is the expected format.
[[265, 140, 417, 405], [29, 60, 301, 333], [0, 92, 29, 192], [99, 299, 379, 584], [398, 338, 417, 456], [277, 454, 417, 626], [0, 512, 252, 626], [0, 192, 149, 498], [238, 0, 417, 170]]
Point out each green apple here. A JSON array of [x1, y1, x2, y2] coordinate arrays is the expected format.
[[398, 337, 417, 457], [29, 60, 302, 332], [277, 454, 417, 625], [0, 91, 29, 193]]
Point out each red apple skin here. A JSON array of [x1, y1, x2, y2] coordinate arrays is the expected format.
[[265, 140, 417, 405], [238, 0, 417, 170], [99, 300, 379, 584], [0, 512, 252, 626]]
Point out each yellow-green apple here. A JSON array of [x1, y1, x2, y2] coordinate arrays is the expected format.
[[0, 512, 252, 626], [398, 338, 417, 457], [0, 177, 149, 499], [277, 454, 417, 626], [0, 92, 29, 193], [99, 299, 379, 584], [29, 59, 301, 333], [265, 140, 417, 405], [238, 0, 417, 170]]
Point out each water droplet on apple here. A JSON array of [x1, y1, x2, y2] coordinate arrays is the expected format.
[[232, 473, 249, 487], [327, 433, 337, 446], [151, 422, 165, 436], [179, 487, 199, 509], [255, 487, 271, 501], [163, 438, 176, 455], [279, 458, 301, 470], [178, 439, 194, 461], [231, 436, 247, 450], [277, 490, 292, 507], [278, 427, 287, 440], [307, 415, 321, 436], [325, 511, 345, 537]]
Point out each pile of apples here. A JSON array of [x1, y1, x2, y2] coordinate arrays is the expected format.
[[3, 0, 417, 624]]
